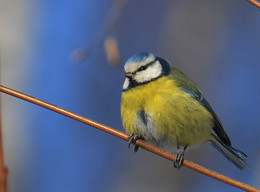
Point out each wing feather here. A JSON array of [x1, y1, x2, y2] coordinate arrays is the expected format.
[[165, 62, 231, 146]]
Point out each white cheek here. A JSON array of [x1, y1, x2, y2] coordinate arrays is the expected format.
[[123, 78, 130, 90], [134, 62, 162, 83]]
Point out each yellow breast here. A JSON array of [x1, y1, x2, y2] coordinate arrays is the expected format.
[[121, 76, 214, 146]]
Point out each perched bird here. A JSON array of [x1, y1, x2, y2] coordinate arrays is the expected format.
[[120, 52, 247, 169]]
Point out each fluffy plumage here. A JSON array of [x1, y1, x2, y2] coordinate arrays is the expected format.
[[121, 52, 247, 169]]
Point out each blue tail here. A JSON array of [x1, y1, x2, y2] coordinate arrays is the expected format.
[[210, 136, 247, 170]]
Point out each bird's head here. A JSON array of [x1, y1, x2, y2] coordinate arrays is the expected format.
[[122, 52, 170, 91]]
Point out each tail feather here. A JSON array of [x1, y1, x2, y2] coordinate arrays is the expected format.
[[210, 136, 247, 170]]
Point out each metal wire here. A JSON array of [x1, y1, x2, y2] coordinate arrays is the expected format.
[[0, 85, 259, 192], [248, 0, 260, 8]]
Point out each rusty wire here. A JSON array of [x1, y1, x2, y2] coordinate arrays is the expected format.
[[247, 0, 260, 8], [0, 85, 259, 192]]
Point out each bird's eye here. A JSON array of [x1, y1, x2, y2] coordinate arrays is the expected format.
[[138, 65, 148, 71]]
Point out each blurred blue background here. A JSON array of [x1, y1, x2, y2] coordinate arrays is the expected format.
[[1, 0, 260, 191]]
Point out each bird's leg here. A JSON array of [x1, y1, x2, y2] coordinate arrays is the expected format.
[[128, 133, 143, 152], [173, 145, 187, 169]]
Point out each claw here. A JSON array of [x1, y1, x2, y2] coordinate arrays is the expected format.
[[128, 134, 135, 148], [173, 152, 184, 169], [173, 145, 187, 169], [128, 133, 143, 152]]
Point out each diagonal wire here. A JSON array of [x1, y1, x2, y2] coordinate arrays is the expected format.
[[247, 0, 260, 8], [0, 85, 259, 192]]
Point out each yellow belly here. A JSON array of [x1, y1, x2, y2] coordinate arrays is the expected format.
[[121, 76, 214, 146]]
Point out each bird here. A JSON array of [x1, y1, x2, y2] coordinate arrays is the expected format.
[[120, 52, 247, 169]]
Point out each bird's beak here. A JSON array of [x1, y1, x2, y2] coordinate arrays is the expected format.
[[125, 72, 134, 79]]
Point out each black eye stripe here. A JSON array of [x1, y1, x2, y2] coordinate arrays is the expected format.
[[136, 59, 158, 72], [139, 65, 147, 71]]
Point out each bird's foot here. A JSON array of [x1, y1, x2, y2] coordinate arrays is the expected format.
[[173, 152, 184, 169], [173, 145, 187, 169], [128, 133, 143, 152]]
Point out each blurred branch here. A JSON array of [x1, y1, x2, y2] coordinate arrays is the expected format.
[[0, 85, 259, 192], [71, 0, 128, 63], [104, 36, 121, 66], [0, 50, 8, 192], [247, 0, 260, 8]]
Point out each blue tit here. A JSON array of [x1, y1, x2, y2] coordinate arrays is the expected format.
[[120, 52, 247, 169]]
